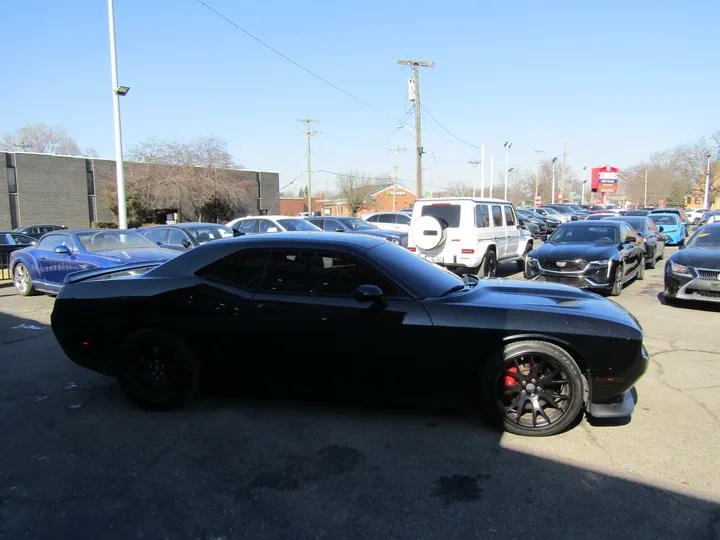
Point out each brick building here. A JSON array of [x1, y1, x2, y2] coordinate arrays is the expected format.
[[315, 184, 417, 217], [0, 152, 279, 230]]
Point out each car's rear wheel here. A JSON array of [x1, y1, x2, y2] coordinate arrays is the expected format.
[[517, 244, 532, 272], [13, 263, 37, 296], [608, 264, 624, 296], [117, 330, 199, 411], [482, 340, 585, 437], [477, 250, 497, 278], [647, 248, 657, 269]]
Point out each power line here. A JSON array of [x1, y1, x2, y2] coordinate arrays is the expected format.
[[194, 0, 402, 122], [420, 104, 479, 149]]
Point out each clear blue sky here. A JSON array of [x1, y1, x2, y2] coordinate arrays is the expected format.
[[2, 0, 718, 195]]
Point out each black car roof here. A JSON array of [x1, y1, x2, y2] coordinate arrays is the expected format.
[[141, 223, 230, 230], [560, 220, 621, 228], [153, 232, 387, 277]]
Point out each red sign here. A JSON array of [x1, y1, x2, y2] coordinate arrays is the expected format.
[[534, 196, 542, 207], [591, 165, 619, 194]]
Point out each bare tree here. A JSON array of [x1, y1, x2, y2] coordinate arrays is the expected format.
[[436, 181, 473, 197], [336, 171, 375, 216], [1, 123, 81, 155]]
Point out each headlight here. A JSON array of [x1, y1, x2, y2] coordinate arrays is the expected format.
[[389, 237, 400, 245], [589, 259, 610, 266], [526, 256, 538, 266], [670, 261, 691, 276]]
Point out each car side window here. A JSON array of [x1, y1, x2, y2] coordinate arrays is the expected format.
[[167, 229, 190, 246], [378, 214, 395, 224], [491, 205, 503, 227], [475, 205, 490, 228], [619, 225, 629, 242], [258, 220, 277, 233], [396, 214, 411, 225], [238, 220, 257, 233], [144, 228, 168, 244], [366, 215, 379, 222], [324, 219, 342, 231], [259, 249, 402, 297], [647, 219, 657, 232], [62, 236, 79, 253], [37, 236, 57, 250], [199, 249, 268, 291], [503, 206, 516, 226], [0, 234, 9, 245]]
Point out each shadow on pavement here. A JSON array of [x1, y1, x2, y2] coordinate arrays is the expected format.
[[0, 308, 718, 540]]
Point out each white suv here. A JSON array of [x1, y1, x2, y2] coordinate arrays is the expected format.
[[408, 197, 533, 277]]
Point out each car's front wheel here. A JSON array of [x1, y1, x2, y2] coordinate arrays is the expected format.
[[608, 263, 624, 296], [636, 255, 645, 280], [117, 330, 199, 411], [482, 340, 585, 437], [647, 247, 657, 269], [13, 263, 37, 297]]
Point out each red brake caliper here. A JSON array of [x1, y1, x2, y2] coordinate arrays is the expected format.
[[505, 366, 517, 386]]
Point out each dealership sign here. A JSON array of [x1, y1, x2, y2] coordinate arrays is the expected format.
[[591, 165, 619, 194]]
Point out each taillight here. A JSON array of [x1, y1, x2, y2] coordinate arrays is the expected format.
[[461, 249, 474, 254], [408, 247, 416, 252]]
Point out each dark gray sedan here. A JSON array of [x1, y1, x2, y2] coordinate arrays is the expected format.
[[138, 223, 236, 252]]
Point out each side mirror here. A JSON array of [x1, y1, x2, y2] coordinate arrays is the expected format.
[[625, 236, 637, 243], [540, 234, 548, 242], [266, 227, 279, 233], [181, 239, 192, 249], [53, 245, 70, 255], [156, 241, 163, 246], [518, 219, 525, 227], [658, 226, 664, 232], [355, 284, 383, 303], [335, 228, 345, 232]]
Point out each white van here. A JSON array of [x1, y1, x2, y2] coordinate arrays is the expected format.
[[408, 197, 533, 277]]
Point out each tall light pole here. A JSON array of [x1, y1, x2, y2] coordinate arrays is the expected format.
[[551, 157, 558, 204], [503, 142, 512, 201], [581, 166, 587, 205], [468, 160, 481, 196], [644, 169, 648, 207], [108, 0, 128, 229], [489, 155, 495, 197], [534, 149, 544, 199], [480, 144, 485, 197], [704, 153, 713, 209]]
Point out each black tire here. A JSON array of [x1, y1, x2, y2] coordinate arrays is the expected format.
[[647, 248, 657, 269], [117, 330, 199, 411], [608, 263, 624, 296], [481, 340, 585, 437], [13, 263, 38, 297], [636, 255, 645, 280], [477, 250, 497, 278], [678, 238, 685, 247], [516, 244, 532, 272]]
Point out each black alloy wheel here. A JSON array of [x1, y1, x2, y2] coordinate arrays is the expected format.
[[517, 245, 532, 272], [484, 340, 584, 437], [478, 250, 497, 278], [647, 247, 657, 269], [636, 255, 645, 280], [609, 264, 624, 296], [118, 330, 199, 411]]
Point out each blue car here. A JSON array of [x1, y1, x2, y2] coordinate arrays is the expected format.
[[648, 213, 687, 246], [306, 216, 408, 246], [9, 229, 178, 296]]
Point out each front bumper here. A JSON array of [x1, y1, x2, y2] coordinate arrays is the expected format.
[[525, 260, 614, 290], [665, 268, 720, 303], [587, 345, 648, 418]]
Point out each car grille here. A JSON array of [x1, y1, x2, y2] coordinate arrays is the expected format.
[[686, 289, 720, 299], [695, 268, 720, 281], [541, 259, 586, 272]]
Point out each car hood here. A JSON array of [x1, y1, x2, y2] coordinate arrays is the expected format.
[[671, 247, 720, 269], [447, 279, 642, 330], [351, 229, 407, 239], [91, 248, 179, 264], [532, 242, 616, 261]]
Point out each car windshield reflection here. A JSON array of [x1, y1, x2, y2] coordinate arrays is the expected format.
[[76, 231, 159, 252]]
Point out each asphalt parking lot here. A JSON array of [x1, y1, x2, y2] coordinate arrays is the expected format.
[[1, 248, 719, 540]]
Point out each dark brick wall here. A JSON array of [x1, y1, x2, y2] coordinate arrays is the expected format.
[[15, 153, 89, 228], [259, 172, 280, 214], [92, 159, 118, 223], [0, 155, 10, 230]]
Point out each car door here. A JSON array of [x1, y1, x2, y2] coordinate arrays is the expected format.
[[251, 247, 432, 392], [395, 212, 411, 233], [257, 219, 279, 233], [490, 205, 507, 259], [618, 224, 639, 274], [166, 229, 193, 251], [646, 218, 664, 258], [36, 233, 82, 286], [503, 205, 520, 259], [376, 213, 395, 231], [234, 219, 258, 235], [143, 227, 169, 247], [322, 219, 345, 232]]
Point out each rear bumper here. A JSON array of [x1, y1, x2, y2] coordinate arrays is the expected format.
[[587, 345, 648, 418]]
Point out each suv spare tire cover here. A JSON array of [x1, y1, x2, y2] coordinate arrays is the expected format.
[[411, 215, 447, 250]]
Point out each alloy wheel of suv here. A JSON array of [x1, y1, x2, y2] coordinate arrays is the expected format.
[[478, 250, 497, 278]]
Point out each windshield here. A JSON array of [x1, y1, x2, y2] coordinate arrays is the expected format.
[[619, 217, 645, 231], [76, 231, 160, 252], [550, 206, 574, 214], [187, 226, 234, 244], [547, 225, 619, 244], [277, 219, 321, 231], [341, 218, 376, 230], [368, 242, 463, 298], [649, 215, 678, 225], [568, 205, 585, 212], [539, 207, 560, 215], [686, 228, 720, 248]]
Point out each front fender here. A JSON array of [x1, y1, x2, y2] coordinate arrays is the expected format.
[[9, 250, 41, 279]]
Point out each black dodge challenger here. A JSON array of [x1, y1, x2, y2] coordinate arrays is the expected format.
[[51, 233, 648, 437]]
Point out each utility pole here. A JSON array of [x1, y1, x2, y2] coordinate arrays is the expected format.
[[398, 59, 434, 199], [480, 144, 486, 197], [561, 138, 567, 201], [298, 118, 318, 215], [503, 142, 512, 201], [389, 146, 407, 210], [551, 157, 558, 204], [534, 149, 544, 199], [704, 154, 713, 210], [644, 169, 648, 208], [489, 156, 495, 198], [108, 0, 127, 229], [468, 160, 481, 196], [582, 166, 587, 205]]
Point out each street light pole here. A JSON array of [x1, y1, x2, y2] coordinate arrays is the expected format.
[[704, 154, 713, 209], [551, 157, 558, 204], [503, 142, 512, 201], [582, 166, 587, 205], [644, 169, 648, 207], [108, 0, 127, 229], [480, 144, 485, 197], [489, 155, 494, 198]]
